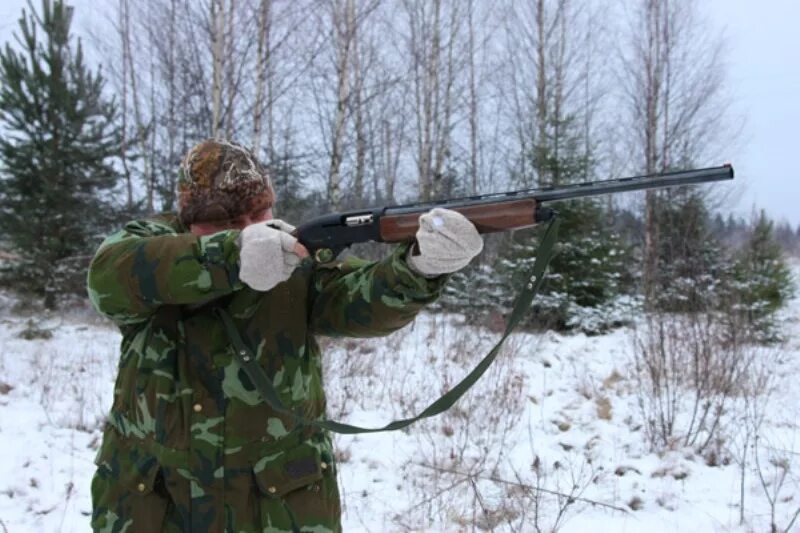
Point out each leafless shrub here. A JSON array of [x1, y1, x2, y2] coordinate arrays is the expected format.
[[726, 343, 781, 525], [399, 450, 612, 533], [320, 333, 386, 420], [505, 451, 603, 533], [753, 435, 800, 533], [26, 335, 111, 432], [390, 321, 531, 530], [631, 310, 758, 455], [723, 340, 800, 533], [388, 319, 624, 531]]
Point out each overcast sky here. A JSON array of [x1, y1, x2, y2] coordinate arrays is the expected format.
[[706, 0, 800, 227], [0, 0, 798, 227]]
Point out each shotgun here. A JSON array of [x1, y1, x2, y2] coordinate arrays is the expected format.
[[295, 165, 734, 262]]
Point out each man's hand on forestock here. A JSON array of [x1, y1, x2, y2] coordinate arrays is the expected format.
[[238, 220, 309, 291], [407, 207, 484, 277]]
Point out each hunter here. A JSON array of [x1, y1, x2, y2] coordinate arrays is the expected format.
[[87, 139, 483, 532]]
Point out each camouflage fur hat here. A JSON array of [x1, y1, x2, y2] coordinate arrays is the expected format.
[[177, 139, 274, 226]]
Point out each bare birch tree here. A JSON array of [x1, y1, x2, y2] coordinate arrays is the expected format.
[[400, 0, 469, 201], [312, 0, 380, 209], [117, 0, 158, 211], [618, 0, 729, 299], [163, 0, 178, 210], [370, 8, 409, 205], [251, 0, 320, 166], [503, 0, 595, 188]]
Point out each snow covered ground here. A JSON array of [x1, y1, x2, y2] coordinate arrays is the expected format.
[[0, 268, 798, 532]]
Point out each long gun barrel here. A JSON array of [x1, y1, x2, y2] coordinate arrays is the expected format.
[[295, 165, 734, 261]]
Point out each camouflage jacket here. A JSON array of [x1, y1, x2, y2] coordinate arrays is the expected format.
[[87, 214, 446, 532]]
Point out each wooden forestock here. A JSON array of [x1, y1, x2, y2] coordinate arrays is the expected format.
[[378, 199, 538, 243]]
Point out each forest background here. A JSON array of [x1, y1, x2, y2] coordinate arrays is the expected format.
[[0, 0, 796, 332], [2, 1, 800, 531]]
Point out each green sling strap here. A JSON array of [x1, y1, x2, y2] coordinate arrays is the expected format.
[[216, 216, 561, 434]]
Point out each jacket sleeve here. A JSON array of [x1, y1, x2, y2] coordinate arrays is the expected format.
[[309, 243, 447, 337], [86, 219, 243, 325]]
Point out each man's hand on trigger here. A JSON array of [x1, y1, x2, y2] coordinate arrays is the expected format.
[[407, 208, 484, 276], [238, 220, 308, 291]]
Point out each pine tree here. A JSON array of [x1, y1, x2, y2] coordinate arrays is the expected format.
[[0, 0, 119, 306]]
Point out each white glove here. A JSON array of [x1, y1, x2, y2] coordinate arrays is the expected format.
[[407, 208, 484, 276], [238, 220, 301, 291]]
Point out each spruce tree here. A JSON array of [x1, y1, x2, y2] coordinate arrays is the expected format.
[[732, 210, 794, 339], [497, 112, 636, 333], [651, 188, 727, 312], [0, 0, 119, 306], [500, 199, 635, 333]]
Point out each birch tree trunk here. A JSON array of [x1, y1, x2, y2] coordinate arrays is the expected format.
[[535, 0, 547, 176], [164, 0, 178, 210], [252, 0, 271, 155], [643, 0, 663, 302], [350, 0, 366, 206], [506, 0, 589, 188], [224, 0, 237, 138], [431, 1, 459, 198], [118, 0, 132, 210], [121, 0, 154, 211], [467, 0, 478, 194], [326, 0, 356, 210], [211, 0, 225, 138], [407, 0, 446, 201]]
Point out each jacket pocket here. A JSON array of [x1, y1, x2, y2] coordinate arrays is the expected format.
[[253, 441, 324, 499], [254, 441, 345, 531], [91, 436, 169, 532]]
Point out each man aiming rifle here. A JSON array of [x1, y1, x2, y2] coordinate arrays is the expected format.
[[87, 139, 483, 532], [87, 138, 732, 532]]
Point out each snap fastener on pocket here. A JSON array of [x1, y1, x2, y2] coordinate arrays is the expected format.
[[267, 486, 277, 494], [137, 482, 146, 492]]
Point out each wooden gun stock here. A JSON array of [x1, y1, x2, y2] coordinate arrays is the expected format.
[[378, 199, 539, 243]]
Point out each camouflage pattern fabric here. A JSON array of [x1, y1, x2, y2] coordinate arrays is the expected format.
[[87, 214, 446, 532]]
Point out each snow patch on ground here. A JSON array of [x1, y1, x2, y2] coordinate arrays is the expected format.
[[0, 272, 798, 531]]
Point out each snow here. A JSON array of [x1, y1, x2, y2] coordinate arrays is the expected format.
[[0, 266, 799, 532]]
